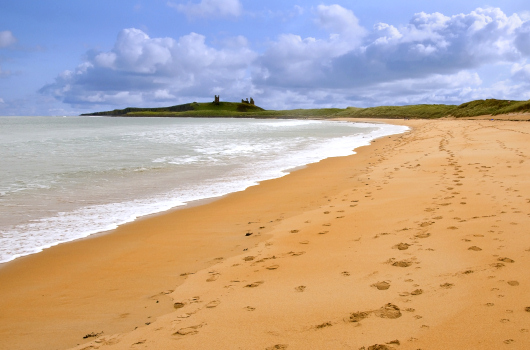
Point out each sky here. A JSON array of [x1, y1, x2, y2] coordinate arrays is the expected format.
[[1, 0, 530, 115]]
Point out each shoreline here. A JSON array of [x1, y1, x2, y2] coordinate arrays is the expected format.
[[0, 121, 407, 350], [0, 118, 405, 266], [2, 117, 530, 349]]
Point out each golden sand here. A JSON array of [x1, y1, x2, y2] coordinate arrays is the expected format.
[[1, 118, 529, 350]]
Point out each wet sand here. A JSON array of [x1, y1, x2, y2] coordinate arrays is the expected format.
[[1, 118, 529, 350]]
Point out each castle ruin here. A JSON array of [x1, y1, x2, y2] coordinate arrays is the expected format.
[[241, 97, 255, 105], [213, 95, 255, 105]]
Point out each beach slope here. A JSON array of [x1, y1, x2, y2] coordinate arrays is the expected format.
[[1, 119, 529, 350]]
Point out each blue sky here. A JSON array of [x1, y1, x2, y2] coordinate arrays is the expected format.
[[1, 0, 530, 115]]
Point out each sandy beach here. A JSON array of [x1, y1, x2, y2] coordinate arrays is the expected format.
[[1, 118, 529, 350]]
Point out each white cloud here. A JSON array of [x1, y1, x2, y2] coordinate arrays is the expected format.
[[511, 62, 530, 82], [153, 89, 176, 100], [168, 0, 242, 19], [253, 70, 486, 110], [515, 21, 530, 56], [256, 7, 530, 91], [108, 28, 173, 73], [0, 31, 16, 48], [520, 11, 530, 21], [41, 7, 530, 111], [80, 91, 144, 105], [40, 28, 257, 107], [316, 4, 365, 40]]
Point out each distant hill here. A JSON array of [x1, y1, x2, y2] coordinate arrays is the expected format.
[[81, 101, 265, 117], [81, 98, 530, 119], [335, 99, 530, 119]]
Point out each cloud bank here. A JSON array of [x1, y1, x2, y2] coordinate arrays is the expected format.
[[41, 6, 530, 110]]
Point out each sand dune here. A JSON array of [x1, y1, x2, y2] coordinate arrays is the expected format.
[[1, 118, 529, 350]]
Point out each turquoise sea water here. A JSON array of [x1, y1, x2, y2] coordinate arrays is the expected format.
[[0, 116, 408, 263]]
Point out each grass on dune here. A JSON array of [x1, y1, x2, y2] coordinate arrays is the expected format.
[[81, 99, 530, 119], [448, 99, 530, 117], [335, 104, 456, 119]]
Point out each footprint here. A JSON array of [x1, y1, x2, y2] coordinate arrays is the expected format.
[[440, 283, 454, 289], [507, 281, 519, 286], [411, 289, 423, 296], [468, 246, 482, 251], [348, 311, 369, 323], [393, 243, 410, 250], [173, 302, 186, 309], [498, 257, 515, 263], [315, 322, 332, 329], [372, 281, 391, 290], [364, 345, 394, 350], [392, 260, 412, 267], [266, 265, 279, 270], [266, 344, 288, 350], [83, 331, 103, 339], [374, 303, 402, 319], [206, 273, 220, 282], [295, 285, 306, 292], [288, 251, 305, 257], [341, 271, 351, 276], [205, 300, 221, 308], [244, 281, 264, 288], [173, 324, 204, 336], [415, 233, 431, 239]]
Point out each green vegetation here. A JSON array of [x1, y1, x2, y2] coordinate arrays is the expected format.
[[82, 101, 265, 117], [448, 99, 530, 117], [81, 98, 530, 119], [336, 104, 455, 119]]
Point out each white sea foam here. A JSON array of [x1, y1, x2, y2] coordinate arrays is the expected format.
[[256, 120, 323, 127], [0, 117, 408, 263]]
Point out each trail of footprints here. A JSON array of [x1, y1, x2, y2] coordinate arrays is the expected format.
[[77, 123, 530, 349]]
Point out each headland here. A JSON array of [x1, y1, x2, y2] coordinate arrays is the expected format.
[[81, 97, 530, 120]]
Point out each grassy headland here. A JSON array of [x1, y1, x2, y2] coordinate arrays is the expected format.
[[81, 98, 530, 119]]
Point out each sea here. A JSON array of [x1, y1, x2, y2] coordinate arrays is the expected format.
[[0, 116, 409, 264]]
